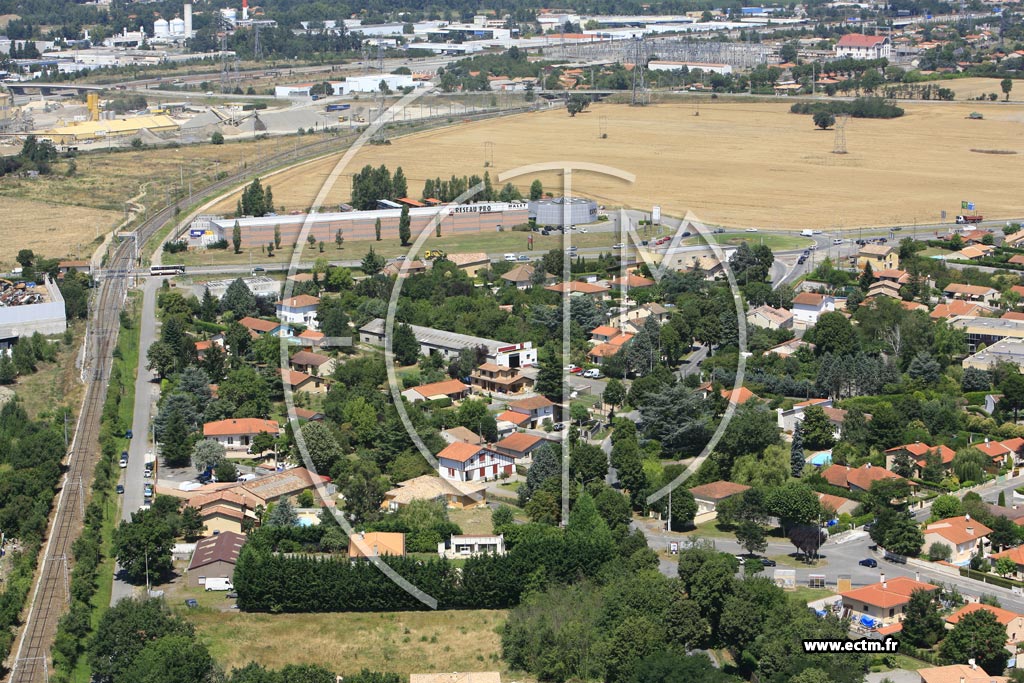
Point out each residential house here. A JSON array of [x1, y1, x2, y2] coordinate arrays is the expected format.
[[279, 368, 328, 394], [493, 432, 549, 463], [289, 350, 335, 376], [238, 316, 293, 338], [698, 383, 759, 405], [496, 409, 530, 429], [766, 337, 815, 358], [296, 329, 325, 349], [57, 260, 92, 277], [961, 229, 994, 245], [839, 575, 937, 627], [985, 504, 1024, 527], [875, 269, 911, 286], [951, 245, 994, 261], [348, 531, 406, 559], [437, 534, 506, 559], [917, 664, 1008, 683], [884, 443, 956, 477], [446, 253, 491, 278], [545, 280, 610, 298], [505, 396, 555, 428], [990, 546, 1024, 579], [821, 406, 866, 438], [382, 259, 428, 277], [945, 602, 1024, 647], [501, 264, 539, 289], [943, 283, 999, 306], [470, 363, 533, 394], [930, 300, 993, 320], [857, 244, 900, 271], [617, 303, 671, 330], [866, 280, 903, 301], [973, 437, 1024, 467], [817, 492, 858, 517], [194, 335, 225, 360], [276, 294, 320, 330], [293, 407, 324, 422], [1009, 255, 1024, 267], [791, 292, 835, 327], [440, 427, 483, 446], [835, 33, 892, 59], [186, 489, 263, 536], [610, 273, 656, 290], [238, 466, 332, 506], [689, 481, 750, 519], [821, 463, 913, 493], [746, 305, 794, 330], [402, 379, 471, 403], [203, 418, 280, 456], [922, 515, 991, 564], [381, 474, 488, 511], [186, 531, 247, 587], [437, 442, 516, 482], [588, 332, 634, 365], [589, 325, 622, 344], [777, 398, 832, 433]]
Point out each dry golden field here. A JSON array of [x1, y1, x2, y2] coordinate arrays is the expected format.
[[930, 76, 1020, 101], [0, 133, 331, 266], [209, 100, 1024, 230]]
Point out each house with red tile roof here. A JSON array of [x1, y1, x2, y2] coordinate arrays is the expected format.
[[839, 576, 936, 626], [923, 515, 991, 564], [610, 273, 655, 289], [836, 34, 892, 59], [289, 350, 335, 376], [945, 602, 1024, 647], [791, 292, 835, 327], [698, 383, 759, 405], [496, 409, 530, 428], [437, 442, 515, 482], [276, 294, 320, 330], [690, 481, 750, 516], [746, 304, 794, 330], [401, 379, 470, 403], [943, 282, 999, 305], [821, 463, 913, 493], [917, 664, 1009, 683], [930, 299, 993, 320], [203, 418, 280, 456], [817, 492, 858, 517], [589, 325, 622, 344], [279, 368, 328, 394], [545, 281, 610, 297], [238, 316, 293, 338], [884, 443, 956, 477], [493, 433, 550, 462], [505, 395, 556, 428], [990, 546, 1024, 579], [972, 438, 1024, 466]]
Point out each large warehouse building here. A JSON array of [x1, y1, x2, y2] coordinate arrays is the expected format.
[[205, 201, 530, 249]]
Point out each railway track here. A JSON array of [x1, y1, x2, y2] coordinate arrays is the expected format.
[[5, 130, 358, 683]]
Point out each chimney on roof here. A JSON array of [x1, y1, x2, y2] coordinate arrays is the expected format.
[[966, 513, 971, 522], [866, 462, 872, 469], [986, 437, 990, 444], [967, 526, 974, 536], [915, 572, 920, 582], [970, 658, 977, 670], [880, 572, 886, 588]]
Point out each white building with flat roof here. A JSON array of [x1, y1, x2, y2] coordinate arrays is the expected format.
[[648, 60, 733, 74], [0, 277, 66, 340], [359, 319, 537, 368]]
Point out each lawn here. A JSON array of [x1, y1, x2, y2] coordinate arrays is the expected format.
[[449, 507, 495, 536], [174, 229, 621, 268], [786, 586, 835, 605], [183, 604, 510, 678]]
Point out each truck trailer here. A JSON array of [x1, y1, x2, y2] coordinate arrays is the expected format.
[[956, 215, 983, 224]]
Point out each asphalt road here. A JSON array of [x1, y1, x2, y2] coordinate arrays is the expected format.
[[638, 473, 1024, 613], [111, 275, 163, 604]]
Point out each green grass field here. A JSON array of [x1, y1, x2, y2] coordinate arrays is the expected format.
[[173, 229, 622, 267]]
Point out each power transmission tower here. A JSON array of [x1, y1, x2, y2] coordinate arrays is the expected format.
[[253, 23, 263, 61], [630, 37, 648, 106], [376, 42, 384, 73], [832, 114, 849, 155], [483, 141, 494, 167], [219, 34, 231, 91]]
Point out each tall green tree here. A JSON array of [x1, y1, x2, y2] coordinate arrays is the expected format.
[[374, 217, 382, 241], [392, 323, 420, 366], [902, 588, 944, 647], [800, 405, 836, 451], [941, 607, 1010, 675], [361, 247, 385, 276], [791, 422, 805, 478], [398, 204, 411, 246], [232, 220, 242, 254]]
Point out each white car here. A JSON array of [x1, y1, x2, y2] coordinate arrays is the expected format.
[[504, 253, 517, 262], [583, 369, 603, 379], [612, 243, 625, 249], [745, 228, 759, 233], [579, 227, 588, 233]]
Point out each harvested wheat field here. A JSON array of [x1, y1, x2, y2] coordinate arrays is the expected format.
[[929, 76, 1020, 101], [0, 197, 118, 263], [211, 100, 1024, 230]]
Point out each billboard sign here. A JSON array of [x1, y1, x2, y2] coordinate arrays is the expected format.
[[652, 205, 661, 224]]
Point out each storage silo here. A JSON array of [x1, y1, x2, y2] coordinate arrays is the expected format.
[[169, 16, 186, 35], [154, 18, 170, 37], [184, 4, 193, 36], [529, 197, 599, 228]]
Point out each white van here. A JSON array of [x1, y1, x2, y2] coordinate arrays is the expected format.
[[504, 253, 517, 262], [205, 577, 233, 591], [833, 238, 844, 245], [800, 229, 814, 237]]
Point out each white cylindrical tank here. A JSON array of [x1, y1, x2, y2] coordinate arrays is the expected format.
[[184, 4, 193, 36], [170, 17, 185, 34], [154, 18, 170, 37], [221, 8, 237, 22]]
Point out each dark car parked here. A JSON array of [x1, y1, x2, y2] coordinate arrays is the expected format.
[[859, 558, 877, 568]]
